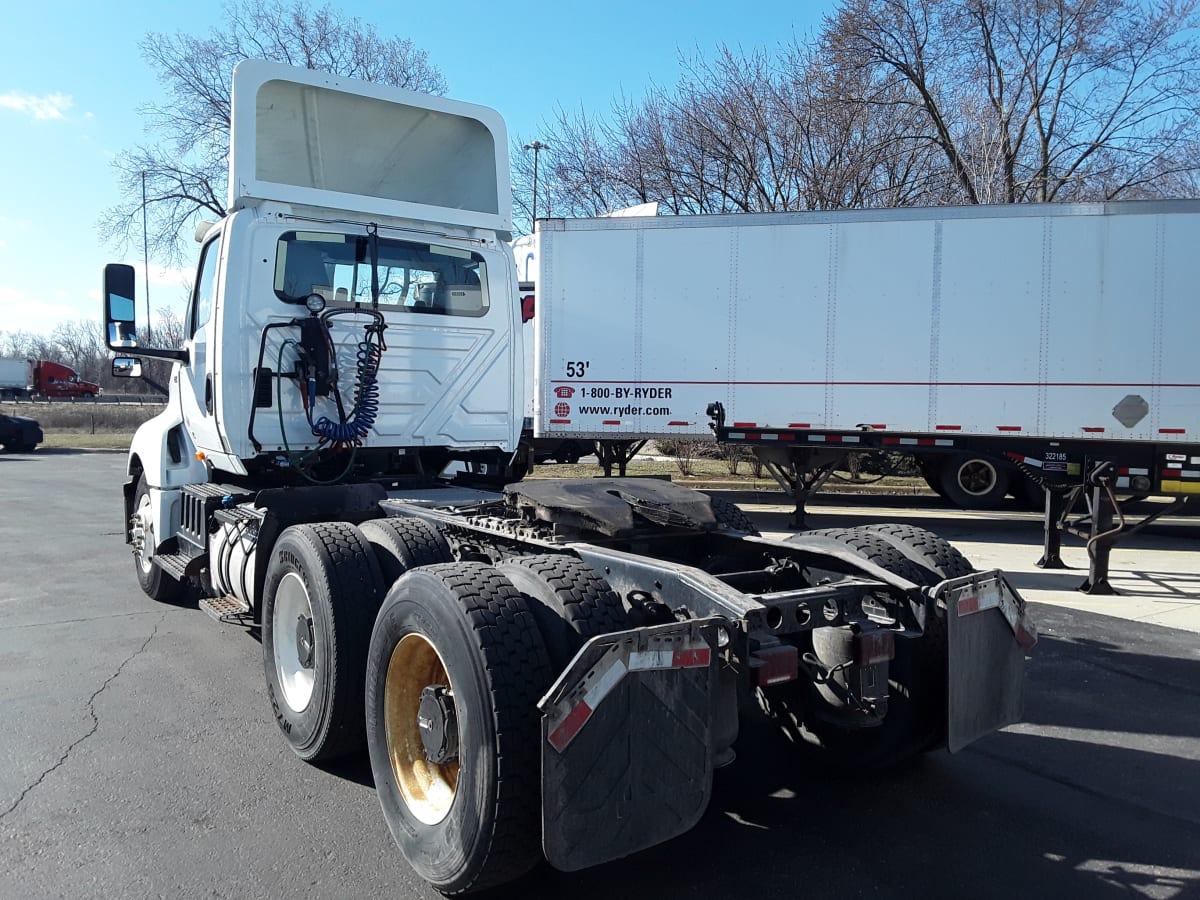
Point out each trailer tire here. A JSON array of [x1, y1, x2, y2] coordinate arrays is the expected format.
[[131, 474, 186, 603], [764, 528, 948, 768], [707, 495, 760, 535], [262, 522, 384, 762], [497, 554, 629, 669], [555, 441, 583, 465], [939, 454, 1010, 509], [366, 563, 552, 894], [359, 517, 452, 588]]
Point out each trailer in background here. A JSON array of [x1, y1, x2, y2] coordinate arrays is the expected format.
[[532, 203, 1200, 591]]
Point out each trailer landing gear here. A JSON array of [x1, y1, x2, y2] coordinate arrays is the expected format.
[[1036, 462, 1193, 594]]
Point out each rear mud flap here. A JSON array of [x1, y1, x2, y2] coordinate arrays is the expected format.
[[539, 618, 721, 872], [939, 571, 1037, 752]]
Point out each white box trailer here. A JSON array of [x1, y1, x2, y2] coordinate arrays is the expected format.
[[535, 201, 1199, 445], [531, 202, 1200, 591]]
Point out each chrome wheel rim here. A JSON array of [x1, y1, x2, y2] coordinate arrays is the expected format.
[[133, 492, 154, 575], [384, 633, 459, 825], [273, 572, 316, 712]]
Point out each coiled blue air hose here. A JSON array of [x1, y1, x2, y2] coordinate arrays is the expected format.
[[311, 321, 385, 446]]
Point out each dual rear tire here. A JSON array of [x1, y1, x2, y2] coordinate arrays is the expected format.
[[763, 525, 973, 767], [262, 518, 629, 892]]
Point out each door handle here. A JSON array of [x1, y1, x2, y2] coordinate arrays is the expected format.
[[205, 375, 214, 413]]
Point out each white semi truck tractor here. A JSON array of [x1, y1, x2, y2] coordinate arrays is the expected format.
[[104, 61, 1036, 894]]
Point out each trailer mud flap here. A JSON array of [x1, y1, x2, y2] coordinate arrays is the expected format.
[[939, 571, 1037, 752], [538, 618, 722, 872]]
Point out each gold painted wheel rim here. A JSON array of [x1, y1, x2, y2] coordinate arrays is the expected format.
[[384, 633, 460, 825]]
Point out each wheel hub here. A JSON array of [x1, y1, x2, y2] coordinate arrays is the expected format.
[[417, 685, 458, 764], [295, 615, 315, 669], [384, 633, 460, 825]]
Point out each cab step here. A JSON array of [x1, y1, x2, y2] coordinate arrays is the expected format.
[[200, 595, 254, 626]]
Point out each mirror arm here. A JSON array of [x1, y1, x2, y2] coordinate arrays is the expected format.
[[128, 347, 189, 363]]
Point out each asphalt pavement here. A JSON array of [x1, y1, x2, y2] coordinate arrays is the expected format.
[[1, 450, 1198, 899]]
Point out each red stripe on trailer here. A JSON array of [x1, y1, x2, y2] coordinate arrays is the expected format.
[[1160, 428, 1186, 434], [550, 419, 570, 424], [1083, 427, 1105, 433], [1119, 468, 1130, 475], [1163, 469, 1182, 477], [958, 594, 980, 615], [548, 700, 593, 752], [788, 423, 811, 428], [936, 424, 962, 431], [672, 647, 711, 668], [668, 421, 689, 426], [602, 420, 620, 425], [733, 422, 756, 428], [745, 432, 761, 440], [997, 425, 1022, 432], [883, 437, 901, 445], [778, 432, 795, 441], [867, 424, 887, 430], [1005, 452, 1023, 462]]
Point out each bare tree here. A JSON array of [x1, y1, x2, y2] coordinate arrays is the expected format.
[[824, 0, 1200, 203], [98, 0, 447, 263]]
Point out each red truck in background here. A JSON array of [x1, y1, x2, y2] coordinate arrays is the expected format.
[[0, 358, 100, 400]]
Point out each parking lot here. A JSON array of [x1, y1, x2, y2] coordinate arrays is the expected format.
[[1, 450, 1198, 899]]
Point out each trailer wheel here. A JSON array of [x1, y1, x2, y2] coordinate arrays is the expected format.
[[555, 441, 583, 465], [359, 517, 452, 588], [497, 554, 629, 669], [764, 529, 947, 767], [130, 474, 186, 603], [939, 454, 1010, 509], [262, 522, 384, 762], [707, 495, 760, 536], [366, 563, 552, 894]]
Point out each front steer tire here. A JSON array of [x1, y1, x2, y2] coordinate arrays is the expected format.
[[366, 563, 553, 895], [262, 522, 384, 762], [131, 474, 186, 604]]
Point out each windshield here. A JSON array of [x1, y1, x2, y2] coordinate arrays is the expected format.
[[274, 231, 489, 317]]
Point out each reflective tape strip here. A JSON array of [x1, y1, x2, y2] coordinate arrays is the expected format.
[[547, 636, 711, 753], [547, 700, 593, 752], [629, 646, 711, 671], [955, 579, 1038, 651]]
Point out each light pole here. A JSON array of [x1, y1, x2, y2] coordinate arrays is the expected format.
[[141, 171, 152, 344], [522, 140, 548, 230]]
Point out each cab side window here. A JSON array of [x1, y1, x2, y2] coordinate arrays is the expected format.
[[192, 238, 221, 336]]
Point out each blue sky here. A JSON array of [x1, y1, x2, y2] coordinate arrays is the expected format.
[[0, 0, 831, 337]]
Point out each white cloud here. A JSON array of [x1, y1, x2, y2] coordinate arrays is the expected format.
[[0, 92, 73, 120]]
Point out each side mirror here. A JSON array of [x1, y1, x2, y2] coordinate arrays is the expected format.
[[112, 357, 143, 378], [104, 263, 139, 349], [101, 263, 187, 362]]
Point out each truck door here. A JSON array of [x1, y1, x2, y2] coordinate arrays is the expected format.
[[178, 235, 225, 455]]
